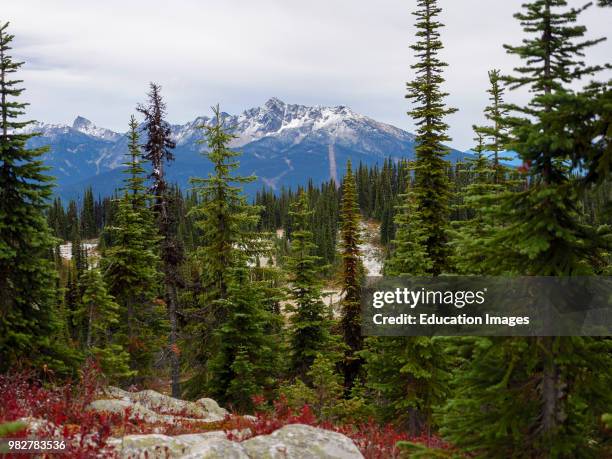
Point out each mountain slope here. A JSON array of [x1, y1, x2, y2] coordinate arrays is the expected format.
[[26, 98, 465, 200]]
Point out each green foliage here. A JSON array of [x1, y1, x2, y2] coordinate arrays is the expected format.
[[284, 353, 345, 421], [308, 353, 344, 420], [0, 21, 70, 373], [0, 420, 26, 437], [440, 337, 612, 458], [397, 441, 460, 458], [206, 266, 279, 413], [362, 337, 450, 434], [281, 378, 317, 411], [186, 105, 278, 403], [81, 187, 96, 239], [406, 0, 457, 275], [339, 160, 364, 389], [384, 163, 432, 277], [285, 190, 335, 380], [440, 3, 612, 457], [603, 413, 612, 429], [74, 268, 132, 380], [475, 69, 511, 177], [188, 105, 259, 328], [101, 117, 167, 380]]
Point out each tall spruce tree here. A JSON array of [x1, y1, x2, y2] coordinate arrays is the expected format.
[[285, 190, 334, 380], [384, 163, 432, 276], [339, 160, 363, 389], [184, 105, 278, 408], [363, 162, 448, 435], [102, 116, 166, 380], [74, 268, 132, 380], [476, 69, 510, 181], [441, 2, 612, 456], [0, 22, 67, 372], [406, 0, 457, 275], [81, 187, 96, 239], [185, 105, 264, 398], [137, 83, 183, 397], [450, 130, 499, 275], [206, 263, 279, 413]]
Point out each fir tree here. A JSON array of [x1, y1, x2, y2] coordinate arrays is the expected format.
[[66, 199, 79, 240], [74, 268, 132, 380], [339, 160, 363, 389], [206, 264, 279, 413], [384, 163, 432, 276], [137, 83, 183, 397], [185, 105, 263, 398], [285, 190, 334, 380], [365, 164, 448, 435], [361, 336, 450, 435], [476, 69, 511, 181], [81, 187, 96, 239], [450, 130, 499, 275], [406, 0, 457, 275], [102, 116, 166, 380], [441, 2, 612, 456], [0, 22, 67, 372]]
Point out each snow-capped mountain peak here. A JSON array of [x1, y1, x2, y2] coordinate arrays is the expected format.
[[71, 116, 121, 141], [167, 97, 408, 150], [28, 98, 453, 200]]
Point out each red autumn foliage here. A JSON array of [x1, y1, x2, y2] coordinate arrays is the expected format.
[[224, 394, 450, 459], [2, 368, 450, 458], [0, 363, 121, 458], [0, 363, 225, 458]]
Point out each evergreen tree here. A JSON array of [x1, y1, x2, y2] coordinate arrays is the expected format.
[[364, 163, 448, 435], [441, 2, 612, 456], [137, 83, 183, 397], [406, 0, 457, 275], [102, 116, 166, 380], [285, 190, 334, 380], [339, 160, 363, 389], [185, 105, 264, 398], [64, 267, 80, 343], [450, 130, 499, 275], [361, 336, 450, 435], [0, 22, 67, 372], [66, 199, 79, 240], [74, 268, 132, 380], [80, 187, 96, 239], [476, 69, 510, 181], [48, 197, 67, 240], [384, 163, 432, 276], [207, 265, 278, 413], [71, 229, 87, 278]]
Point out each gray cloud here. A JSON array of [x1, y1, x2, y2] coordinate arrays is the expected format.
[[4, 0, 611, 150]]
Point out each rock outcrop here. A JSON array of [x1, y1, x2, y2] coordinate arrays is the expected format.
[[108, 424, 362, 459], [92, 387, 228, 423], [87, 388, 363, 458]]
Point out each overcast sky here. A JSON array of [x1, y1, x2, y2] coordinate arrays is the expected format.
[[4, 0, 611, 150]]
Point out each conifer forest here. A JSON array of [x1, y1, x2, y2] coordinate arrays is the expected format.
[[0, 1, 611, 458]]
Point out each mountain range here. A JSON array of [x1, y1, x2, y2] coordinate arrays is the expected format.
[[24, 97, 467, 200]]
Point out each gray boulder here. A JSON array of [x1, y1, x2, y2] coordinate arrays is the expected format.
[[242, 424, 363, 459]]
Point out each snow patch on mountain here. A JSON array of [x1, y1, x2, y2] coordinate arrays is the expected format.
[[166, 98, 410, 152], [71, 116, 122, 141]]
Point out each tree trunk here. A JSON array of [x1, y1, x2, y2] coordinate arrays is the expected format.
[[540, 336, 559, 441]]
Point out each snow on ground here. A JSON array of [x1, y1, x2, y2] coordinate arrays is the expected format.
[[358, 220, 383, 277], [59, 240, 100, 268], [59, 241, 99, 260]]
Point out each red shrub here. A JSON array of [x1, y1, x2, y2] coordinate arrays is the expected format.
[[224, 395, 450, 459]]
